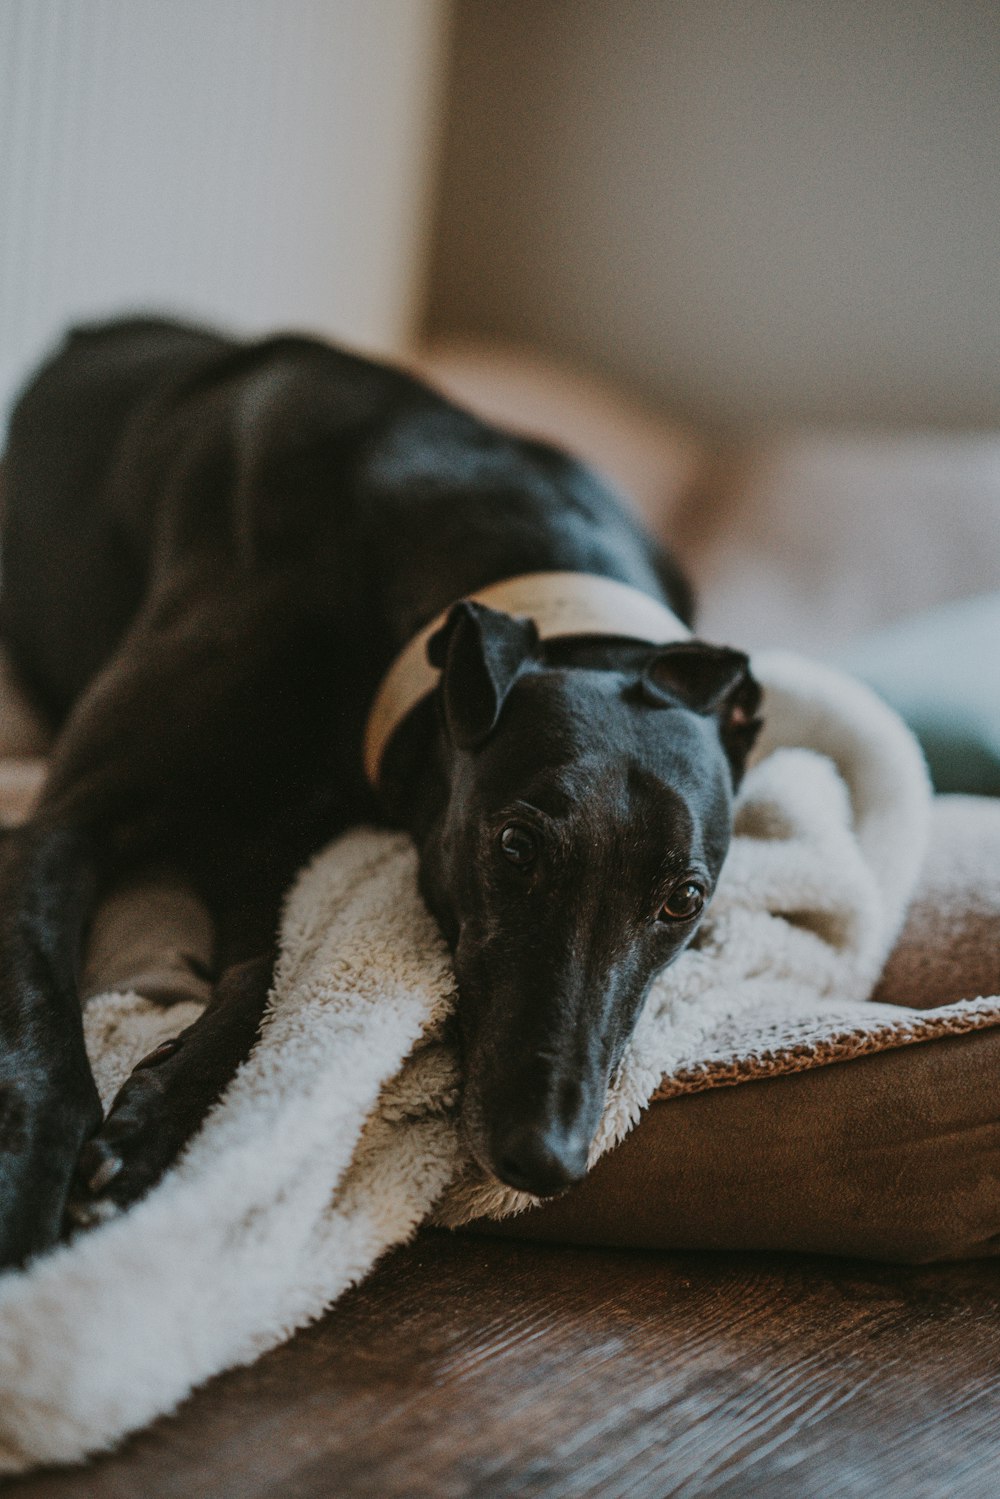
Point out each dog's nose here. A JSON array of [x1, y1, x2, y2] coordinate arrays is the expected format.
[[492, 1124, 590, 1197]]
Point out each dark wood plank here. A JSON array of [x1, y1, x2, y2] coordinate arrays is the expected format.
[[5, 1232, 1000, 1499]]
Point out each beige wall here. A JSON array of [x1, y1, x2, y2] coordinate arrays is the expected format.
[[1, 0, 449, 426], [425, 0, 1000, 429]]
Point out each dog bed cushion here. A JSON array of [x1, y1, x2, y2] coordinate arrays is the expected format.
[[0, 653, 995, 1276], [1, 646, 1000, 1471], [73, 793, 1000, 1266]]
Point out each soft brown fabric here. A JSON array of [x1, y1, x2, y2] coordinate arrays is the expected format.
[[80, 872, 215, 1009], [874, 794, 1000, 1010], [476, 1028, 1000, 1264]]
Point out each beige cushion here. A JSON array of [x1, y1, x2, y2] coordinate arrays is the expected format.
[[874, 795, 1000, 1010], [675, 432, 1000, 655]]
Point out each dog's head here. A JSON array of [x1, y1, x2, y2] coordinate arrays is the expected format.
[[408, 601, 762, 1199]]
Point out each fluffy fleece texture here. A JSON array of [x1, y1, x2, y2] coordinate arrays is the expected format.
[[0, 650, 961, 1472]]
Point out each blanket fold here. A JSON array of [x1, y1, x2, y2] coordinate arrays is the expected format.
[[1, 648, 991, 1474]]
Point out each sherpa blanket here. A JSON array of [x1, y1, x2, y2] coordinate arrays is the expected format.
[[0, 648, 985, 1473]]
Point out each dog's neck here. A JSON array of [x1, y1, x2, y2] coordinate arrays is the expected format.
[[364, 570, 691, 787]]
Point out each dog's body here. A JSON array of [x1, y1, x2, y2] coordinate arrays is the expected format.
[[0, 318, 759, 1267]]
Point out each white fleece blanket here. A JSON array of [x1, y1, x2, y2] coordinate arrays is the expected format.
[[0, 651, 935, 1473]]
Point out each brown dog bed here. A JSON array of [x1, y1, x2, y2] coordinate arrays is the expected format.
[[1, 642, 997, 1266], [81, 792, 1000, 1264]]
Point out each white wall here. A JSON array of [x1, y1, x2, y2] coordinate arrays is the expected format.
[[427, 0, 1000, 429], [0, 0, 448, 426]]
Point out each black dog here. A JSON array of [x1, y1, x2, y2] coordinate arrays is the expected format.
[[0, 317, 761, 1268]]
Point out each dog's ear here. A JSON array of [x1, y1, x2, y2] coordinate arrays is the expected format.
[[427, 601, 540, 748], [643, 641, 763, 784]]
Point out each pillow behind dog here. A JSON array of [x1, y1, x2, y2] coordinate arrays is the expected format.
[[842, 593, 1000, 797]]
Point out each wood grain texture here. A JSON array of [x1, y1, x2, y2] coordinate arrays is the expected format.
[[6, 1232, 1000, 1498]]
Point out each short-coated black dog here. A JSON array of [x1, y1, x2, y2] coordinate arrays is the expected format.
[[0, 317, 761, 1268]]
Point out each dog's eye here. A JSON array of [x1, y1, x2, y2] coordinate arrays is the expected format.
[[657, 881, 705, 922], [499, 822, 537, 868]]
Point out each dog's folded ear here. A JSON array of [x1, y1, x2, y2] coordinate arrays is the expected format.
[[643, 641, 764, 784], [427, 601, 540, 749]]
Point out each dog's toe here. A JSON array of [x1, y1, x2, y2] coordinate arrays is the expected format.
[[70, 1092, 172, 1213], [64, 1192, 121, 1232], [67, 1039, 205, 1219], [76, 1138, 124, 1195]]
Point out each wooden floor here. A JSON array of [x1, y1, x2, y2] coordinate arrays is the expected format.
[[6, 1231, 1000, 1499]]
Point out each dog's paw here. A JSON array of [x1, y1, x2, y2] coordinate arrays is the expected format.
[[65, 1038, 190, 1225], [63, 1184, 122, 1231]]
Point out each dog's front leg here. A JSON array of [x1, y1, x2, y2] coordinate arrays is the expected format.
[[69, 949, 276, 1220], [0, 567, 308, 1266], [0, 819, 104, 1266]]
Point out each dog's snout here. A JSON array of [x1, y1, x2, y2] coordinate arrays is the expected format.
[[492, 1123, 590, 1198]]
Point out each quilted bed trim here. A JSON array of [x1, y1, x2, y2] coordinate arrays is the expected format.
[[650, 995, 1000, 1100]]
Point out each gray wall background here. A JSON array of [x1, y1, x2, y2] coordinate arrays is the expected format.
[[0, 0, 447, 427], [425, 0, 1000, 430]]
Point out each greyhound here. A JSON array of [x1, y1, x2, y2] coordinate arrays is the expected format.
[[0, 317, 761, 1268]]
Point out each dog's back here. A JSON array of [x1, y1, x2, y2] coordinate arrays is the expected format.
[[3, 318, 692, 730], [1, 319, 231, 720]]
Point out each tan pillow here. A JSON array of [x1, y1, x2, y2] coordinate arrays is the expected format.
[[676, 433, 1000, 655]]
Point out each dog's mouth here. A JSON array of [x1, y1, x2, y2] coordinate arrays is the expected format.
[[459, 1087, 594, 1199]]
